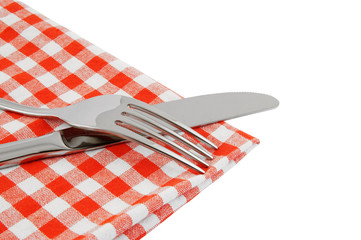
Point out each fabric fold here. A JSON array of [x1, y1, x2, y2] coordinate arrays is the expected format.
[[0, 1, 259, 239]]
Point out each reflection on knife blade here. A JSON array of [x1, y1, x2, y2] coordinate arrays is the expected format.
[[61, 128, 122, 149]]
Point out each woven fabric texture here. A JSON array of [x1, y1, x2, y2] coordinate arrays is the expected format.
[[0, 1, 259, 239]]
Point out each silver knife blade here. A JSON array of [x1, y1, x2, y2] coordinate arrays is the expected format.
[[0, 92, 278, 169], [155, 92, 279, 127]]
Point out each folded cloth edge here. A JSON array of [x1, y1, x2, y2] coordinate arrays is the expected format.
[[0, 1, 260, 239]]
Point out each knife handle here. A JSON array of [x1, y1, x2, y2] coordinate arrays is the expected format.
[[0, 132, 69, 170]]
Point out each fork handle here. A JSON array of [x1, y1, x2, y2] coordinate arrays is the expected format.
[[0, 132, 69, 169], [0, 98, 58, 117]]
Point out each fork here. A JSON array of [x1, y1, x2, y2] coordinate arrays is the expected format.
[[0, 95, 217, 173]]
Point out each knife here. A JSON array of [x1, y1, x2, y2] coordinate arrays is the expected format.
[[0, 92, 279, 169]]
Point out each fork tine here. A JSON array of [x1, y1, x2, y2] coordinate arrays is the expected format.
[[128, 103, 218, 149], [117, 118, 209, 167], [107, 123, 206, 173], [124, 110, 214, 159]]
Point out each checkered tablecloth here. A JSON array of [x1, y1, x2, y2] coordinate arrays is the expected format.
[[0, 1, 259, 239]]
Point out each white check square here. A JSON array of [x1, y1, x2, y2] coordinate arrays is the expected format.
[[114, 88, 131, 97], [63, 57, 84, 73], [49, 159, 75, 175], [59, 90, 82, 104], [158, 187, 179, 204], [37, 72, 59, 87], [1, 14, 20, 25], [75, 178, 102, 196], [17, 176, 44, 195], [85, 73, 107, 89], [158, 90, 181, 101], [105, 159, 132, 176], [102, 198, 130, 214], [0, 196, 11, 212], [8, 219, 37, 239], [134, 145, 154, 158], [133, 75, 154, 87], [0, 71, 11, 84], [127, 204, 148, 225], [44, 198, 71, 217], [20, 26, 41, 41], [211, 125, 235, 142], [65, 31, 81, 40], [140, 214, 160, 232], [2, 120, 26, 134], [87, 45, 104, 55], [8, 86, 32, 102], [41, 41, 62, 56], [70, 218, 97, 235], [92, 223, 117, 240], [161, 161, 186, 178], [16, 57, 37, 71], [133, 179, 159, 195], [109, 59, 129, 72], [0, 43, 17, 57]]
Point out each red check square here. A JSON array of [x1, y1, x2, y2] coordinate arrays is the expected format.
[[39, 57, 61, 71], [43, 27, 63, 40], [84, 90, 101, 99], [0, 176, 15, 194], [21, 160, 48, 175], [107, 144, 133, 158], [0, 221, 6, 234], [104, 178, 131, 196], [78, 158, 103, 177], [12, 72, 34, 84], [23, 14, 42, 25], [47, 177, 73, 196], [64, 41, 85, 56], [215, 143, 239, 156], [40, 219, 67, 238], [109, 72, 132, 88], [133, 159, 159, 178], [19, 42, 40, 56], [4, 2, 23, 13], [27, 119, 53, 136], [34, 88, 57, 104], [0, 134, 17, 144], [0, 58, 13, 71], [134, 88, 158, 103], [13, 196, 41, 217], [61, 74, 83, 89], [163, 178, 184, 187], [0, 27, 19, 42], [73, 197, 100, 216], [86, 56, 108, 72]]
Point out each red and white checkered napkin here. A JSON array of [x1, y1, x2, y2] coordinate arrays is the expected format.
[[0, 1, 259, 239]]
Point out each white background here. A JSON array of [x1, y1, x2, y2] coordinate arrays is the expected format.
[[23, 0, 361, 239]]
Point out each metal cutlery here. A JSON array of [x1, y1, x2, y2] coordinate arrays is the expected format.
[[0, 92, 279, 171], [0, 95, 218, 173]]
